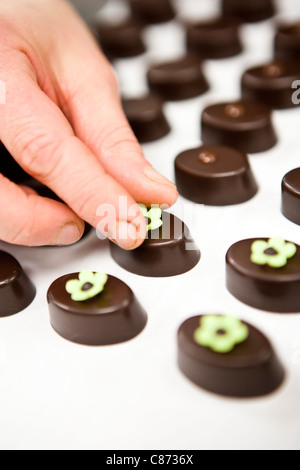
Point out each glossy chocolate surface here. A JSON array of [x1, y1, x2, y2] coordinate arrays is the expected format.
[[130, 0, 176, 24], [48, 274, 147, 345], [201, 100, 278, 153], [282, 168, 300, 225], [275, 23, 300, 62], [175, 145, 258, 206], [186, 17, 243, 60], [242, 61, 300, 109], [222, 0, 276, 23], [96, 19, 146, 59], [123, 94, 171, 143], [110, 213, 200, 277], [178, 315, 285, 398], [0, 251, 36, 317], [147, 54, 209, 101], [226, 239, 300, 313]]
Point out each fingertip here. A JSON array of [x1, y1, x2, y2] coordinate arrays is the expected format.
[[49, 220, 85, 246], [107, 215, 147, 251]]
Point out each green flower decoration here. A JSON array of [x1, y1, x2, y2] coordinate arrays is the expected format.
[[251, 237, 297, 268], [139, 204, 163, 231], [194, 315, 249, 354], [65, 271, 108, 301]]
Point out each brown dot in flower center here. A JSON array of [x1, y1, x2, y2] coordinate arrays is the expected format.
[[82, 282, 93, 291], [225, 104, 245, 118], [264, 248, 278, 256], [198, 151, 217, 164], [217, 329, 227, 336]]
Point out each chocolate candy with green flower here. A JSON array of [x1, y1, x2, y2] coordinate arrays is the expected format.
[[251, 238, 296, 268], [226, 238, 300, 313], [110, 211, 200, 277], [194, 315, 249, 353], [178, 315, 285, 397], [139, 205, 163, 231], [66, 271, 108, 302], [47, 273, 147, 345]]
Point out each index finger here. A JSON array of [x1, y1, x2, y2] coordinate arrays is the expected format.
[[0, 49, 147, 249]]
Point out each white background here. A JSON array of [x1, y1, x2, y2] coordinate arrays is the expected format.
[[0, 0, 300, 450]]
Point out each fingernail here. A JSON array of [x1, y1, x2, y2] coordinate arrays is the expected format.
[[51, 223, 82, 246], [144, 167, 176, 188], [107, 220, 145, 250]]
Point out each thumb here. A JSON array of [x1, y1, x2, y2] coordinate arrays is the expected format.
[[0, 175, 85, 246]]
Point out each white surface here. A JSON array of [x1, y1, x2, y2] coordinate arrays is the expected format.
[[1, 0, 300, 451]]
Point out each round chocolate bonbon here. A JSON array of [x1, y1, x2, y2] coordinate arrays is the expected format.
[[201, 100, 278, 154], [110, 212, 200, 277], [282, 168, 300, 226], [221, 0, 276, 23], [122, 94, 171, 143], [242, 61, 300, 110], [147, 54, 209, 102], [226, 238, 300, 313], [186, 17, 243, 60], [175, 145, 258, 206], [47, 273, 147, 345], [177, 315, 285, 398], [275, 23, 300, 63], [0, 251, 36, 317], [96, 19, 146, 59], [130, 0, 176, 25]]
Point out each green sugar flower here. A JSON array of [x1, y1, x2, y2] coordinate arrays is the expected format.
[[65, 271, 108, 301], [194, 315, 249, 354], [139, 204, 163, 231], [251, 237, 297, 268]]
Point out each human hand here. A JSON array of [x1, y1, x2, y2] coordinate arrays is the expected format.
[[0, 0, 177, 248]]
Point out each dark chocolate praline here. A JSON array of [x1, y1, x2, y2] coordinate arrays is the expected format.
[[177, 315, 285, 398], [47, 274, 147, 346], [130, 0, 176, 25], [0, 251, 36, 317], [275, 23, 300, 63], [110, 213, 200, 277], [186, 17, 243, 60], [221, 0, 276, 23], [226, 238, 300, 313], [201, 100, 278, 154], [242, 61, 300, 110], [147, 54, 209, 102], [95, 19, 146, 59], [175, 145, 258, 206], [282, 168, 300, 226], [122, 94, 171, 143]]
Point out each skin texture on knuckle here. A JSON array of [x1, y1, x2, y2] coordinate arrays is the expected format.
[[100, 122, 143, 159], [14, 128, 65, 181]]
